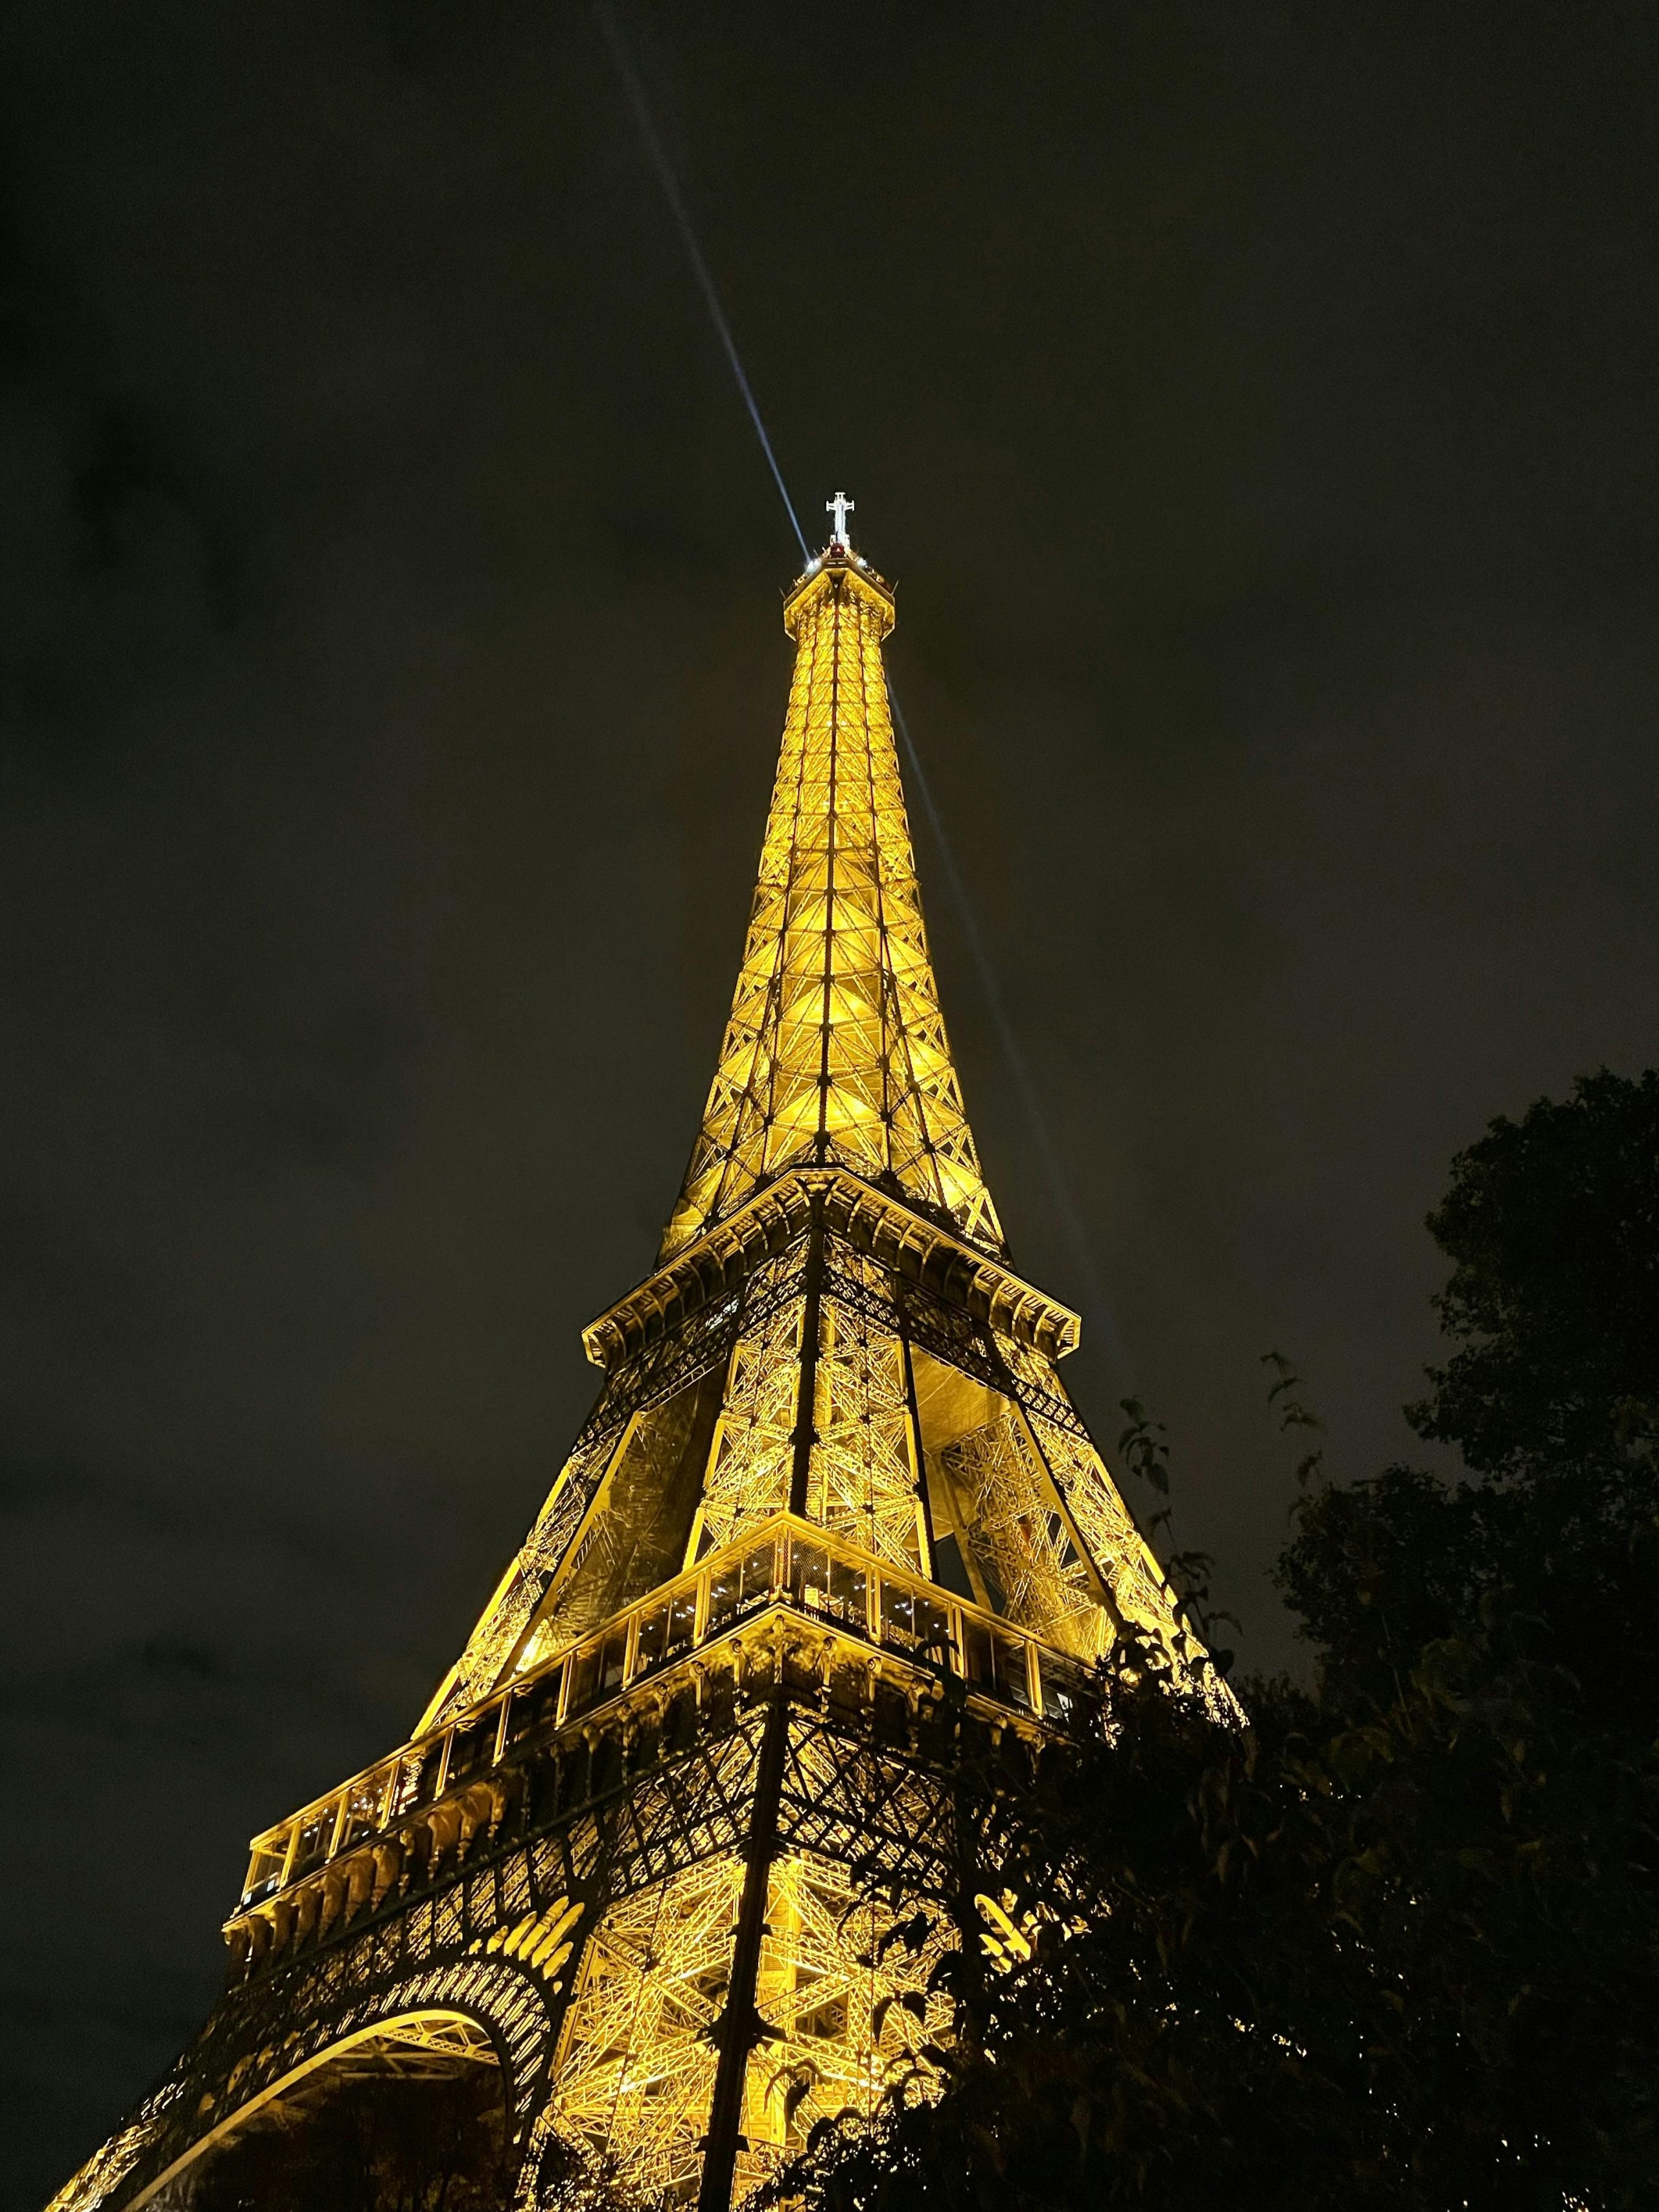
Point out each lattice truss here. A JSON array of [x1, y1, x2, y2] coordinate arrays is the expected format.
[[432, 1266, 1200, 1735], [430, 1426, 618, 1724], [550, 1851, 950, 2206], [933, 1329, 1212, 1694], [697, 1283, 944, 1579], [425, 1277, 748, 1729], [782, 1721, 957, 1916], [663, 562, 1002, 1261], [695, 1296, 804, 1555], [1027, 1414, 1176, 1640], [806, 1296, 923, 1572], [943, 1412, 1109, 1661], [1025, 1408, 1231, 1709], [550, 1857, 738, 2202], [737, 1854, 951, 2196]]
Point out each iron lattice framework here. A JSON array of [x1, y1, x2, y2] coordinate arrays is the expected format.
[[49, 537, 1220, 2212]]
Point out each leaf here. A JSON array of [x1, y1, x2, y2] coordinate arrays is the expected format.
[[782, 2067, 819, 2128]]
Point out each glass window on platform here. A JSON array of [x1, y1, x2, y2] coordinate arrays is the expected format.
[[789, 1537, 829, 1605], [1037, 1649, 1087, 1725], [789, 1537, 867, 1631], [242, 1837, 289, 1904], [960, 1616, 994, 1690], [566, 1640, 603, 1719], [338, 1767, 392, 1849], [291, 1807, 336, 1876], [570, 1626, 628, 1718], [742, 1538, 779, 1598], [992, 1630, 1035, 1711], [958, 1618, 1035, 1711], [826, 1551, 867, 1629], [634, 1585, 697, 1677], [447, 1706, 501, 1782], [390, 1739, 446, 1815], [597, 1626, 628, 1699], [706, 1536, 777, 1636], [507, 1668, 564, 1747], [879, 1579, 953, 1668]]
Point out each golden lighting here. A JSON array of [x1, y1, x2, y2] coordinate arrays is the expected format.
[[49, 535, 1223, 2212]]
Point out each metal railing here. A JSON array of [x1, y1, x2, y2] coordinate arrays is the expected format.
[[240, 1511, 1091, 1907]]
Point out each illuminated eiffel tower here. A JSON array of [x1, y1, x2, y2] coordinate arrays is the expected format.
[[49, 509, 1214, 2212]]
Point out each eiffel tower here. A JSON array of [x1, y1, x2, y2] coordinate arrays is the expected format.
[[49, 511, 1214, 2212]]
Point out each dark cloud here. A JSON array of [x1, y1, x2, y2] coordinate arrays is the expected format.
[[4, 0, 1659, 2200]]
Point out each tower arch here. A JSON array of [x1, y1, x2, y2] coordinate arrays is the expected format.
[[142, 2010, 507, 2212], [48, 1959, 564, 2212]]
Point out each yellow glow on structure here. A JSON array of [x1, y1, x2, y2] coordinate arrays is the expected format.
[[47, 535, 1228, 2212], [664, 555, 1004, 1261], [549, 1851, 947, 2204]]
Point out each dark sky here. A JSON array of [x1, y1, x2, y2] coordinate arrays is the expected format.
[[6, 1, 1659, 2200]]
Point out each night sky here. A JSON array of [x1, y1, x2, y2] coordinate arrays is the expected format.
[[6, 3, 1659, 2201]]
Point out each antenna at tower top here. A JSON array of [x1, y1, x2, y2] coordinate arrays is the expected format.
[[826, 491, 855, 547]]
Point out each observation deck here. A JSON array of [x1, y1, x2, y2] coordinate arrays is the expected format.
[[227, 1512, 1095, 1975]]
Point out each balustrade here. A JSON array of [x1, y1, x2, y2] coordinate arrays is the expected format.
[[239, 1512, 1093, 1910]]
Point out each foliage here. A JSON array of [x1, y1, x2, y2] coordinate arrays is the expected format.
[[781, 1070, 1659, 2212], [1410, 1067, 1659, 1476]]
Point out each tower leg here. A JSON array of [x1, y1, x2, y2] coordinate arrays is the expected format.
[[697, 1694, 789, 2212]]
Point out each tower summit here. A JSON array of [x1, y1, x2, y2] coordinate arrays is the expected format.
[[50, 520, 1217, 2212], [662, 509, 1000, 1266]]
